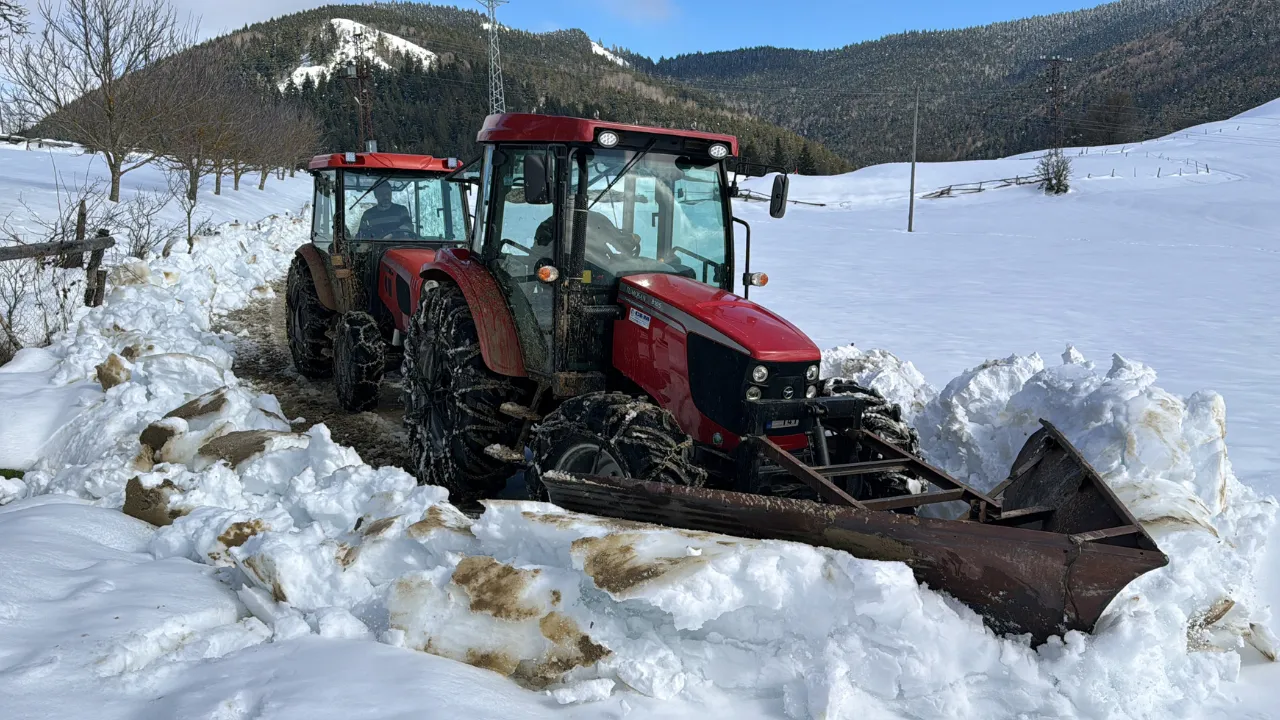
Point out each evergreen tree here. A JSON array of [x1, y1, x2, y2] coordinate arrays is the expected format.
[[797, 143, 817, 175], [769, 137, 788, 171]]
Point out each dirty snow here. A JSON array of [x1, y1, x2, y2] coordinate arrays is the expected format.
[[283, 18, 438, 91], [0, 96, 1277, 718]]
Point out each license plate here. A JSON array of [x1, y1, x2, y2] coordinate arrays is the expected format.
[[767, 419, 800, 430]]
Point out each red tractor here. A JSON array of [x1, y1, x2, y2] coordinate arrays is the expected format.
[[289, 117, 1167, 642], [391, 114, 921, 503], [286, 151, 468, 411]]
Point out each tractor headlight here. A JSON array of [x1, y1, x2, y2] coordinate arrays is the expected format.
[[751, 365, 769, 384], [597, 130, 620, 148], [806, 385, 818, 399], [746, 386, 762, 401], [806, 365, 819, 382], [709, 143, 729, 160]]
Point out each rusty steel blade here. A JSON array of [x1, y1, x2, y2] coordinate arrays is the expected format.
[[540, 422, 1168, 643]]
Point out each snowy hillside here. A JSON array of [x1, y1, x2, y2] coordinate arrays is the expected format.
[[283, 18, 438, 90], [0, 99, 1277, 719]]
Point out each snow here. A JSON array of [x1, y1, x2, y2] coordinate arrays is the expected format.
[[0, 140, 311, 240], [284, 19, 438, 91], [591, 41, 630, 68], [0, 90, 1278, 718]]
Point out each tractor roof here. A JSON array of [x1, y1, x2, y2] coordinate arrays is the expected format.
[[308, 152, 460, 173], [477, 113, 739, 157]]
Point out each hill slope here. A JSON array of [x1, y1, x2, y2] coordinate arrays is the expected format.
[[215, 5, 850, 173], [648, 0, 1278, 166]]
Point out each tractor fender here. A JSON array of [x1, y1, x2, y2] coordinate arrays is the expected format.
[[419, 248, 527, 378], [294, 244, 337, 311]]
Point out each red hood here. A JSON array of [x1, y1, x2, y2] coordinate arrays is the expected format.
[[620, 274, 819, 363], [383, 247, 438, 272]]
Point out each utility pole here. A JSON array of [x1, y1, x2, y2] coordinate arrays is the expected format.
[[477, 0, 509, 114], [343, 29, 377, 153], [908, 88, 919, 233], [1040, 55, 1073, 150]]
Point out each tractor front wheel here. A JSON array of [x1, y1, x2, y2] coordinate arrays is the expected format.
[[285, 256, 335, 379], [528, 392, 705, 500], [826, 379, 923, 499], [404, 282, 528, 505], [334, 311, 385, 412]]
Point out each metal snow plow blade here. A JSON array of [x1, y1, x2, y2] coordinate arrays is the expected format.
[[541, 420, 1167, 643]]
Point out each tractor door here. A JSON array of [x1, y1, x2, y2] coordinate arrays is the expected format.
[[476, 145, 560, 377], [311, 170, 336, 254]]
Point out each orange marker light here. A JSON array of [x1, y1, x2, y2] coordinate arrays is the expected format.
[[749, 272, 769, 287], [537, 265, 560, 283]]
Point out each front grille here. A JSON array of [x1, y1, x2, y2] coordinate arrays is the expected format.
[[687, 332, 815, 436]]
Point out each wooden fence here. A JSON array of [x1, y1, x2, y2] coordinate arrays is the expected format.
[[0, 200, 114, 307], [923, 174, 1046, 199]]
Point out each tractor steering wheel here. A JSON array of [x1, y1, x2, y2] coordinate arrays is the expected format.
[[381, 221, 419, 241]]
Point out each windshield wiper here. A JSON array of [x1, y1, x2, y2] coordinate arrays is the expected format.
[[588, 139, 657, 210], [351, 175, 392, 208]]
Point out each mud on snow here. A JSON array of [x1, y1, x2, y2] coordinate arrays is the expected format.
[[221, 278, 414, 471]]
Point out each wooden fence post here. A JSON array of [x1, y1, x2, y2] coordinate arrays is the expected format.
[[58, 200, 87, 269], [83, 229, 110, 307]]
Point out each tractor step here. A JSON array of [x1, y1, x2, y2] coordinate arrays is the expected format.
[[499, 402, 542, 421], [539, 420, 1167, 643]]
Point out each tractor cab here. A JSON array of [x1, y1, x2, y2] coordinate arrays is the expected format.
[[306, 152, 469, 318], [460, 114, 787, 392]]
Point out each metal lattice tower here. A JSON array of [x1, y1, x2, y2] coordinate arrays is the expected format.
[[477, 0, 509, 114], [1040, 55, 1073, 150]]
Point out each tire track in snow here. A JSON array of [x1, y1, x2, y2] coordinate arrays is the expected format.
[[220, 279, 414, 472]]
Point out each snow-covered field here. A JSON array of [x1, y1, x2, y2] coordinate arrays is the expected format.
[[0, 101, 1278, 719]]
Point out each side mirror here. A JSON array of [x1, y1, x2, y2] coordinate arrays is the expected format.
[[523, 153, 551, 205], [769, 174, 789, 219]]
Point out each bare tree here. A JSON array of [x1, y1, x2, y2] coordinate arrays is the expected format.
[[163, 162, 204, 254], [157, 47, 254, 204], [0, 1, 26, 38], [122, 190, 179, 258], [1, 0, 194, 201], [1038, 149, 1073, 195]]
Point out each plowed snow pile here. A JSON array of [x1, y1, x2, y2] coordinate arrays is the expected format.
[[0, 204, 1272, 718]]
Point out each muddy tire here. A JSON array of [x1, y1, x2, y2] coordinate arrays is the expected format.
[[334, 311, 385, 412], [528, 392, 705, 501], [285, 255, 334, 379], [826, 379, 922, 499], [404, 282, 527, 504]]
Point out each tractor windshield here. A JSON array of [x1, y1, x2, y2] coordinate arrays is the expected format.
[[572, 148, 729, 287], [344, 171, 468, 243]]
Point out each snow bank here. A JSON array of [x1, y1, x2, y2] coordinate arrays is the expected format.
[[0, 212, 307, 477]]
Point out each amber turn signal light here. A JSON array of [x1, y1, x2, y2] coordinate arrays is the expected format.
[[537, 265, 560, 283]]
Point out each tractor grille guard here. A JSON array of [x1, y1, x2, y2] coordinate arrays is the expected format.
[[540, 419, 1167, 642]]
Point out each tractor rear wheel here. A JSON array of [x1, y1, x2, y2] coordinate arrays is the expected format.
[[404, 282, 528, 504], [334, 311, 385, 412], [285, 256, 335, 379], [528, 392, 706, 501]]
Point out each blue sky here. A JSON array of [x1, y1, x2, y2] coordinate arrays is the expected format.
[[145, 0, 1108, 57], [493, 0, 1105, 58]]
